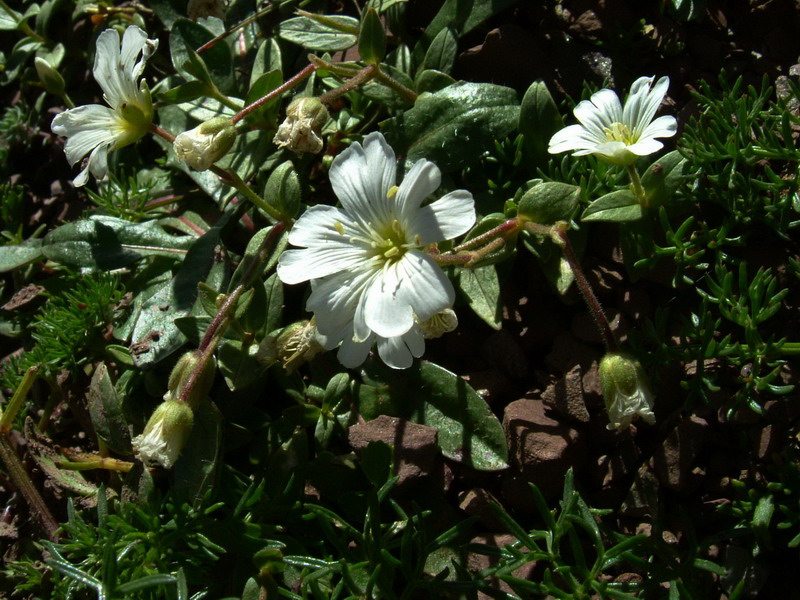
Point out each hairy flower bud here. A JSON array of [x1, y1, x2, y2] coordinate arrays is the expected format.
[[133, 399, 194, 469], [173, 117, 236, 170], [599, 352, 655, 431], [167, 351, 216, 409], [273, 97, 329, 156]]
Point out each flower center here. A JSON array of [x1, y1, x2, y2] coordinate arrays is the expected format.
[[603, 122, 636, 145], [371, 218, 411, 263]]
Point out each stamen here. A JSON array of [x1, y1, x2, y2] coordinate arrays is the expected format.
[[387, 185, 399, 198], [333, 221, 345, 235]]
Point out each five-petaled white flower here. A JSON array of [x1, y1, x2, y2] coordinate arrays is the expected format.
[[548, 76, 677, 166], [51, 26, 158, 187], [277, 132, 475, 369]]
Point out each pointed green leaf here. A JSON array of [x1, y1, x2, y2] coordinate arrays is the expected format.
[[582, 189, 642, 222]]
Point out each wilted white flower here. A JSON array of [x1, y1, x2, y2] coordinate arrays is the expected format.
[[277, 132, 475, 369], [51, 26, 157, 186], [418, 308, 458, 339], [273, 96, 329, 155], [548, 76, 677, 166], [173, 116, 236, 170], [599, 352, 656, 431], [132, 399, 194, 469], [275, 319, 326, 373]]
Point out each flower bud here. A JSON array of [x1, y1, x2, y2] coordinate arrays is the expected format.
[[273, 97, 329, 156], [417, 308, 458, 339], [34, 57, 65, 97], [599, 352, 656, 431], [133, 399, 194, 469], [167, 351, 216, 409], [173, 117, 236, 170], [276, 320, 326, 373]]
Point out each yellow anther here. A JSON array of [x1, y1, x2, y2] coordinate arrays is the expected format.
[[333, 221, 345, 235], [383, 247, 400, 258], [387, 185, 399, 198]]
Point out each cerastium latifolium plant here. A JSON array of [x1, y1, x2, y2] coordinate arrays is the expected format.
[[0, 0, 798, 598]]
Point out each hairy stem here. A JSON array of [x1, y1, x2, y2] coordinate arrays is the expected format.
[[178, 223, 287, 405], [233, 64, 316, 125]]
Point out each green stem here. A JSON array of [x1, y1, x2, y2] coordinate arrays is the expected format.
[[208, 86, 243, 112], [0, 435, 59, 540], [373, 65, 418, 104], [232, 63, 316, 125], [627, 164, 647, 207], [0, 365, 39, 433], [225, 170, 284, 222]]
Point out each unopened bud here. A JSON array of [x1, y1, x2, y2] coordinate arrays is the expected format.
[[173, 117, 236, 170], [273, 97, 329, 156], [599, 352, 655, 431], [417, 308, 458, 339], [34, 57, 65, 97], [133, 399, 194, 469], [276, 320, 326, 373], [167, 351, 216, 409]]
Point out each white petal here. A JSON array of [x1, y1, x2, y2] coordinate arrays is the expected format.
[[307, 268, 375, 339], [408, 190, 475, 244], [593, 141, 634, 164], [364, 251, 453, 338], [575, 89, 621, 135], [395, 159, 441, 220], [337, 334, 374, 368], [286, 205, 357, 247], [87, 142, 110, 179], [329, 132, 396, 229], [120, 26, 149, 74], [640, 115, 677, 141], [626, 76, 669, 136], [277, 246, 366, 285], [363, 262, 415, 338], [625, 138, 663, 157], [376, 327, 425, 369], [548, 124, 604, 154]]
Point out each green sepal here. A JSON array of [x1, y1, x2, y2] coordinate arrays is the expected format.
[[582, 189, 642, 222]]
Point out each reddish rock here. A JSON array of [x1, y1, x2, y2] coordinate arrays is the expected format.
[[348, 416, 439, 488], [458, 488, 505, 531], [541, 364, 591, 423], [652, 415, 708, 492], [502, 398, 584, 499]]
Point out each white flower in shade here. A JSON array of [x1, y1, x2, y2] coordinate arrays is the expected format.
[[599, 353, 656, 431], [132, 399, 194, 469], [51, 26, 157, 187], [277, 132, 475, 369], [548, 76, 677, 166]]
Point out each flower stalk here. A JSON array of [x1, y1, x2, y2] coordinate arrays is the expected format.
[[232, 63, 316, 125], [536, 222, 618, 353], [178, 222, 287, 405]]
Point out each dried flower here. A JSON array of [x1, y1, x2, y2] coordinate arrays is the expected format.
[[599, 352, 656, 430], [173, 117, 236, 171], [273, 97, 329, 155]]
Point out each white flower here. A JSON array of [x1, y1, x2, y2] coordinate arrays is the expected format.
[[132, 399, 194, 469], [599, 353, 656, 431], [51, 26, 158, 186], [548, 76, 677, 166], [277, 132, 475, 369]]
